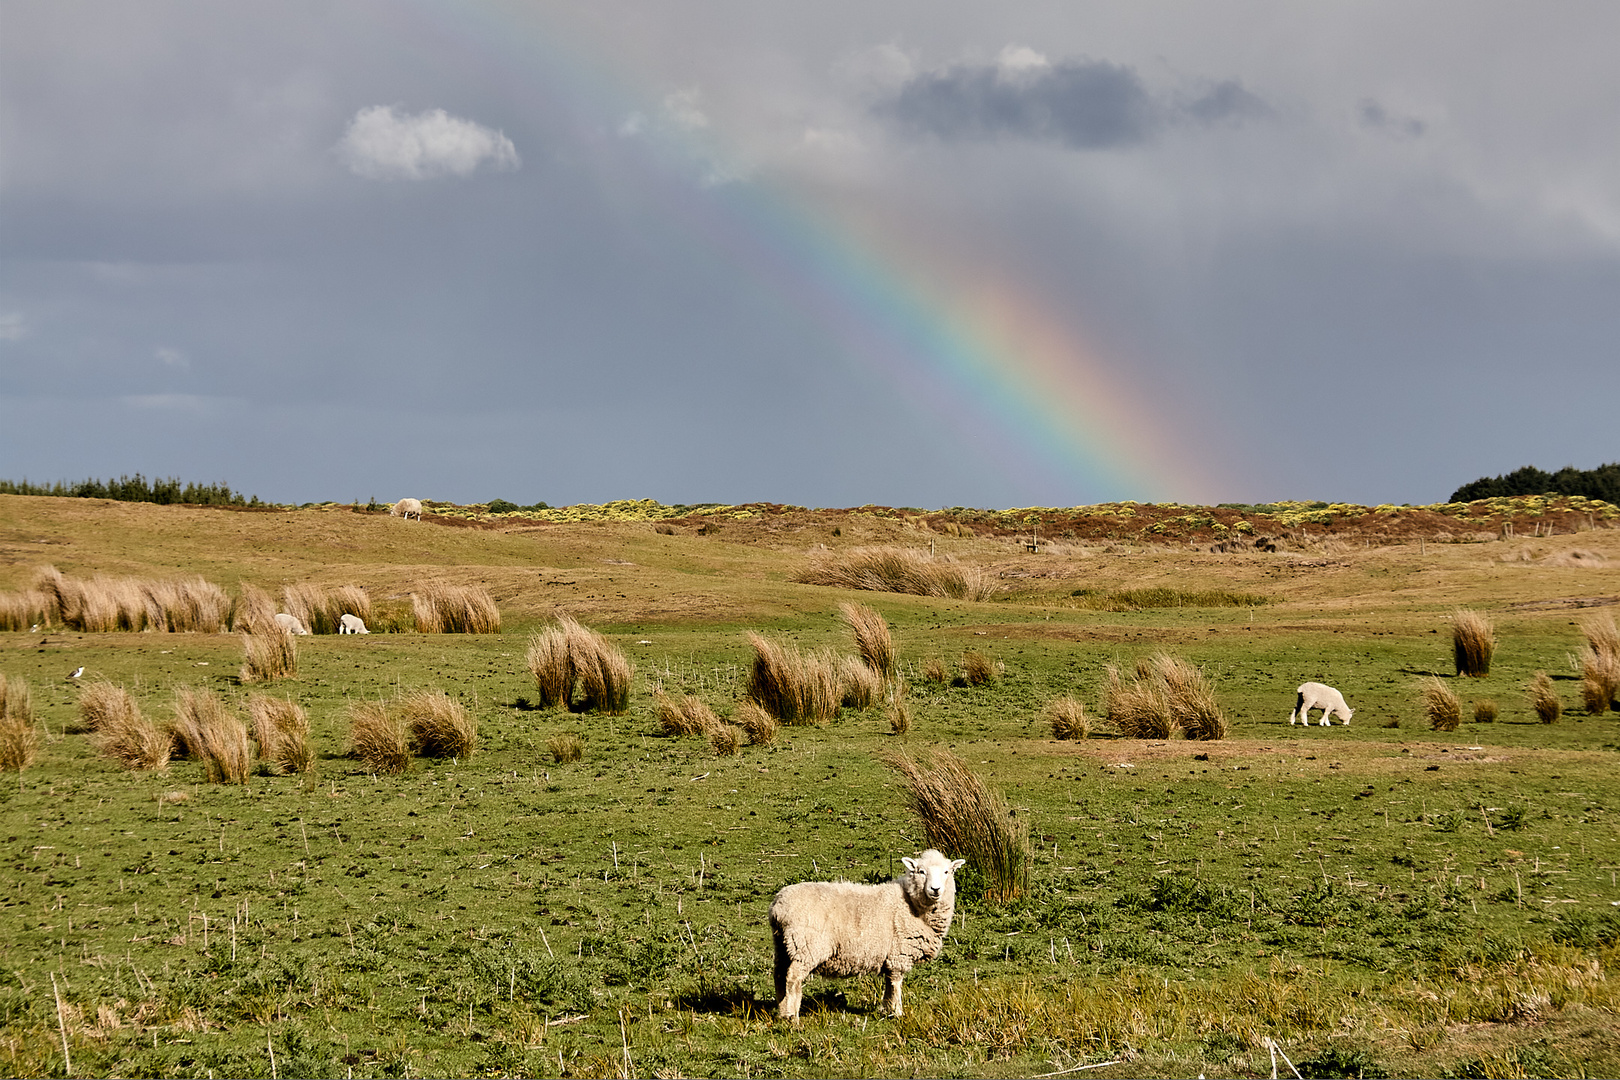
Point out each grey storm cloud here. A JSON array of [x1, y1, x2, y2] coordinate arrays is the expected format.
[[877, 54, 1266, 148], [1357, 99, 1427, 139]]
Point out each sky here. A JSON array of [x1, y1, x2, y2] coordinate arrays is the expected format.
[[3, 1, 1618, 510]]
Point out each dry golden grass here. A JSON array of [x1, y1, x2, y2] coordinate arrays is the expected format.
[[29, 566, 230, 633], [78, 679, 132, 732], [838, 600, 896, 679], [240, 624, 297, 683], [745, 632, 840, 725], [34, 564, 85, 627], [547, 733, 583, 763], [655, 690, 717, 737], [1453, 609, 1495, 677], [82, 681, 171, 771], [921, 657, 948, 686], [794, 545, 994, 601], [1423, 677, 1463, 731], [568, 618, 634, 715], [526, 624, 574, 709], [960, 651, 997, 687], [1044, 696, 1090, 740], [1105, 662, 1176, 739], [171, 687, 250, 784], [708, 724, 741, 756], [281, 582, 372, 634], [1579, 615, 1620, 715], [0, 673, 40, 771], [1103, 654, 1225, 740], [732, 699, 778, 747], [1155, 653, 1228, 740], [349, 701, 410, 775], [0, 589, 49, 631], [1529, 671, 1562, 725], [840, 655, 885, 711], [888, 749, 1029, 904], [412, 583, 500, 634], [245, 693, 313, 775], [888, 693, 912, 736], [1473, 698, 1499, 724], [398, 690, 477, 759], [232, 582, 277, 634], [141, 576, 231, 633]]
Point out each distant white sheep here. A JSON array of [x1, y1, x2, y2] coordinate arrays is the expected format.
[[1291, 681, 1353, 725], [769, 848, 965, 1020], [390, 498, 422, 521], [338, 613, 370, 634], [273, 612, 310, 636]]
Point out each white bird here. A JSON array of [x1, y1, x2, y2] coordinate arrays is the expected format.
[[67, 666, 84, 680]]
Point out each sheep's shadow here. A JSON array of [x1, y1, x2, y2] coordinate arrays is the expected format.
[[671, 983, 772, 1017]]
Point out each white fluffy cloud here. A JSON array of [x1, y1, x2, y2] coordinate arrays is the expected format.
[[336, 105, 519, 181]]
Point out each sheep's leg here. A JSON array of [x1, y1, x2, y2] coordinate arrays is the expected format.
[[882, 972, 905, 1017], [778, 960, 812, 1020]]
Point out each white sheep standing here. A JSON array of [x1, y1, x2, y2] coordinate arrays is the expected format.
[[273, 612, 310, 635], [390, 498, 422, 521], [338, 613, 370, 634], [1291, 681, 1354, 725], [769, 848, 965, 1020]]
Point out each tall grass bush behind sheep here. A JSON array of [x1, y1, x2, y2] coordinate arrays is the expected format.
[[171, 687, 250, 784], [654, 690, 717, 737], [0, 589, 49, 631], [888, 749, 1029, 904], [0, 674, 40, 771], [733, 699, 778, 747], [397, 690, 477, 758], [1423, 677, 1463, 731], [1453, 609, 1496, 677], [794, 546, 994, 601], [240, 623, 297, 683], [526, 624, 574, 709], [839, 601, 896, 679], [281, 582, 372, 634], [1154, 653, 1228, 740], [141, 576, 231, 633], [566, 618, 633, 714], [349, 701, 410, 775], [1104, 663, 1178, 740], [231, 582, 277, 634], [412, 583, 500, 634], [245, 693, 313, 775], [82, 682, 171, 771], [1529, 671, 1563, 724], [746, 632, 840, 725], [1044, 696, 1090, 740], [840, 655, 884, 711]]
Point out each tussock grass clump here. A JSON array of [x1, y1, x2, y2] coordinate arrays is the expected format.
[[960, 651, 997, 687], [840, 655, 885, 711], [733, 699, 778, 747], [547, 733, 583, 763], [282, 583, 372, 634], [0, 589, 49, 631], [0, 674, 40, 771], [655, 690, 718, 737], [795, 546, 994, 601], [526, 625, 574, 709], [349, 701, 410, 775], [1452, 609, 1495, 677], [232, 582, 277, 634], [245, 694, 313, 775], [838, 601, 895, 679], [1105, 662, 1175, 739], [31, 565, 230, 632], [1473, 699, 1498, 724], [1071, 587, 1271, 611], [1529, 671, 1562, 724], [1105, 654, 1227, 740], [1156, 654, 1228, 740], [526, 617, 634, 713], [171, 688, 251, 784], [240, 624, 297, 683], [888, 695, 912, 736], [84, 681, 170, 771], [921, 657, 948, 686], [412, 583, 500, 634], [1423, 677, 1463, 731], [888, 749, 1029, 904], [141, 576, 232, 632], [1044, 696, 1090, 740], [745, 632, 840, 725], [708, 724, 742, 756], [398, 690, 477, 758], [1579, 616, 1620, 715]]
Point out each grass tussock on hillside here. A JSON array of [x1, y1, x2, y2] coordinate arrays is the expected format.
[[412, 583, 500, 634], [839, 600, 896, 679], [0, 589, 50, 631], [1105, 653, 1227, 740], [889, 749, 1029, 904], [240, 623, 297, 683], [745, 632, 840, 725], [171, 688, 250, 784], [0, 673, 40, 771], [31, 565, 231, 633], [245, 694, 313, 775], [1580, 616, 1620, 715], [526, 616, 633, 714], [348, 701, 410, 776], [796, 546, 994, 601], [398, 690, 477, 759], [1453, 609, 1496, 677], [82, 681, 170, 771]]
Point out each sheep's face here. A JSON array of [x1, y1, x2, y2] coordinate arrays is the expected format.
[[902, 851, 966, 904]]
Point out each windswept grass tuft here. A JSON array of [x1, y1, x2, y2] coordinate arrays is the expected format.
[[840, 655, 885, 711], [707, 724, 741, 756], [888, 749, 1029, 904], [171, 687, 250, 784], [1580, 616, 1620, 715], [232, 582, 277, 634], [527, 616, 633, 713], [745, 632, 840, 725], [245, 693, 313, 775], [84, 681, 170, 771], [282, 582, 373, 634], [1044, 696, 1090, 740], [838, 600, 896, 679], [547, 733, 583, 763], [1528, 671, 1562, 724], [1105, 654, 1227, 740], [398, 690, 477, 758], [240, 623, 297, 682], [960, 651, 997, 687], [921, 657, 949, 686], [795, 546, 994, 600], [1453, 609, 1495, 677], [0, 673, 40, 771], [349, 701, 409, 775], [732, 699, 778, 747], [30, 565, 230, 632], [0, 589, 49, 631], [1473, 698, 1498, 724], [1423, 677, 1463, 731], [412, 583, 500, 634], [526, 624, 573, 709], [655, 690, 717, 737]]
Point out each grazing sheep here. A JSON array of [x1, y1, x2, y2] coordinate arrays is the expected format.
[[1291, 681, 1353, 725], [338, 613, 370, 634], [769, 849, 965, 1020], [391, 498, 422, 521], [273, 612, 310, 636]]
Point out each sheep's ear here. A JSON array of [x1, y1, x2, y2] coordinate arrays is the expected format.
[[950, 859, 965, 871], [901, 857, 918, 873]]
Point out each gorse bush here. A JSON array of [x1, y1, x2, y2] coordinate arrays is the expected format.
[[1424, 677, 1463, 731], [245, 694, 313, 775], [795, 546, 994, 601], [171, 687, 250, 784], [83, 681, 170, 771], [1453, 609, 1495, 677], [412, 583, 500, 634], [888, 749, 1029, 904], [0, 673, 40, 771], [1529, 671, 1562, 724]]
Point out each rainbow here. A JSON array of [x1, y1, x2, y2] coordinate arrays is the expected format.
[[404, 2, 1221, 504]]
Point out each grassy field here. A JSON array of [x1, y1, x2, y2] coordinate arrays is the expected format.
[[2, 494, 1620, 1078]]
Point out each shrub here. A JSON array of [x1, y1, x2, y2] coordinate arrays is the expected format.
[[794, 546, 994, 600], [1528, 671, 1562, 724], [0, 674, 40, 771], [547, 734, 583, 763], [732, 699, 777, 747], [1473, 699, 1498, 724], [349, 701, 410, 775], [839, 655, 884, 711], [888, 749, 1029, 904], [1423, 677, 1463, 731], [838, 601, 895, 679], [708, 724, 741, 756], [245, 694, 313, 775], [398, 690, 477, 758], [745, 632, 839, 725], [1452, 609, 1495, 677], [1045, 696, 1090, 740], [412, 583, 500, 634], [241, 624, 297, 683], [961, 651, 997, 687], [655, 691, 717, 737], [171, 688, 250, 784]]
